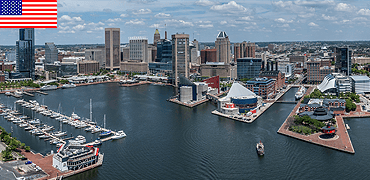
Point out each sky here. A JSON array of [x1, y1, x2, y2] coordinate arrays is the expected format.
[[2, 0, 370, 45]]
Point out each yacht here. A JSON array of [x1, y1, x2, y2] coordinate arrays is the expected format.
[[42, 126, 54, 132], [295, 86, 306, 100], [111, 131, 126, 140], [256, 141, 265, 156], [39, 134, 50, 139], [91, 126, 102, 134], [91, 139, 102, 146], [51, 131, 67, 137], [71, 112, 80, 120], [19, 123, 28, 128], [61, 83, 76, 89], [68, 135, 86, 145], [50, 139, 61, 145], [24, 126, 33, 131], [29, 119, 40, 125], [99, 130, 113, 137], [84, 126, 94, 132], [40, 85, 57, 91]]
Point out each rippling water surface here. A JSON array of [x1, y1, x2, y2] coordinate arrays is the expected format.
[[0, 84, 369, 179]]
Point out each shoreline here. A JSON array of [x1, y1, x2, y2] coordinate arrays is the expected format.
[[276, 86, 358, 154]]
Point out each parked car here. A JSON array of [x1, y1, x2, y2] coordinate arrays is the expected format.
[[25, 161, 32, 165]]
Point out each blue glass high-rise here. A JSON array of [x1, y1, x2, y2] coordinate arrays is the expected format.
[[16, 28, 35, 79]]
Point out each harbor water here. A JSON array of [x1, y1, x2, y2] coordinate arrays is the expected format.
[[0, 84, 369, 179]]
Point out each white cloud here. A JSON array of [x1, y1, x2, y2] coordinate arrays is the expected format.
[[199, 24, 213, 28], [107, 18, 122, 22], [59, 15, 83, 23], [120, 14, 128, 17], [336, 30, 342, 33], [87, 31, 93, 33], [353, 17, 367, 21], [308, 22, 318, 27], [132, 9, 152, 15], [164, 19, 194, 27], [195, 0, 216, 6], [358, 9, 370, 16], [58, 30, 75, 34], [322, 14, 336, 21], [274, 18, 293, 23], [298, 13, 314, 18], [334, 3, 354, 12], [73, 24, 85, 30], [211, 1, 248, 14], [125, 19, 145, 25], [149, 24, 163, 28], [154, 13, 171, 18], [88, 22, 105, 26], [240, 16, 253, 21], [220, 21, 227, 25]]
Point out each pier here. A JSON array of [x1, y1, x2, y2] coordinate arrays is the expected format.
[[23, 91, 35, 97], [35, 91, 48, 95], [276, 86, 358, 154]]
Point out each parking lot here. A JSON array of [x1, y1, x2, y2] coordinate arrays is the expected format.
[[0, 159, 47, 179]]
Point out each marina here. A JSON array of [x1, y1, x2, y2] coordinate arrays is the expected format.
[[1, 83, 370, 179]]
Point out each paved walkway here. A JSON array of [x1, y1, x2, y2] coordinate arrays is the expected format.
[[277, 86, 356, 153]]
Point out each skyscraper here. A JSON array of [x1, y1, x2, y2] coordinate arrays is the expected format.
[[16, 28, 35, 79], [105, 28, 121, 70], [129, 37, 149, 63], [45, 42, 58, 65], [153, 29, 160, 47], [234, 41, 256, 62], [172, 33, 189, 87], [156, 39, 172, 63], [215, 31, 231, 64], [335, 47, 352, 76]]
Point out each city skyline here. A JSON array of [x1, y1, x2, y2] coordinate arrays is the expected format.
[[1, 0, 370, 45]]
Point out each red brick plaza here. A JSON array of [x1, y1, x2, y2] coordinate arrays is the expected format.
[[276, 87, 368, 154]]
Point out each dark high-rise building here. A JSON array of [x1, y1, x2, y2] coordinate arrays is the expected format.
[[335, 47, 352, 76], [16, 28, 35, 79], [45, 42, 58, 65], [105, 28, 120, 70], [236, 58, 262, 80], [200, 49, 217, 64], [156, 39, 172, 63], [172, 33, 189, 87]]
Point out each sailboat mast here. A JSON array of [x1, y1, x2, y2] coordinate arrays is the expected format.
[[104, 114, 106, 129], [90, 99, 92, 121]]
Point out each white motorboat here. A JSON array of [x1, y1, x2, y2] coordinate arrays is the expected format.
[[295, 86, 306, 100], [62, 83, 76, 89], [84, 126, 94, 132], [19, 123, 28, 128], [68, 135, 86, 145], [51, 131, 67, 137], [91, 126, 102, 134], [29, 119, 40, 125], [71, 112, 80, 120], [40, 85, 57, 91], [111, 130, 126, 140]]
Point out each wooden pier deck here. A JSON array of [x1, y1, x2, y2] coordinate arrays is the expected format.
[[23, 91, 35, 97], [35, 91, 48, 95]]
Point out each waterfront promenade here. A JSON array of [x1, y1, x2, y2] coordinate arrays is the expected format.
[[21, 149, 103, 180], [276, 86, 369, 154]]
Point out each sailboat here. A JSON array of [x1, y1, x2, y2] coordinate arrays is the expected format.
[[99, 114, 113, 137]]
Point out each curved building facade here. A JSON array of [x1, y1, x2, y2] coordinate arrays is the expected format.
[[317, 74, 336, 93], [231, 96, 258, 113]]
